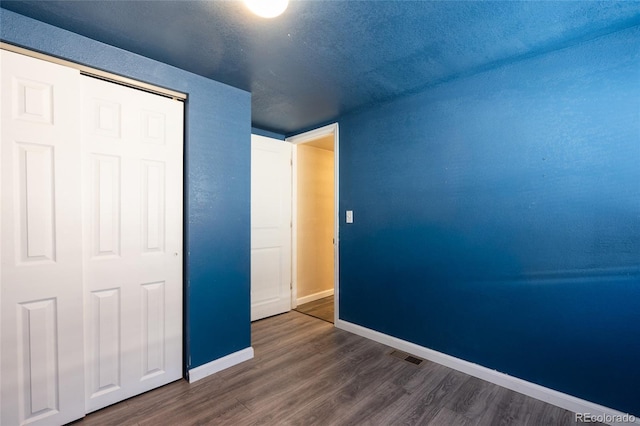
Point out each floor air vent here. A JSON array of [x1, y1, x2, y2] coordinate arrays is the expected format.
[[389, 350, 424, 366]]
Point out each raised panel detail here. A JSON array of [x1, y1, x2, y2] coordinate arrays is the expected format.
[[251, 148, 282, 229], [91, 155, 121, 257], [142, 161, 165, 253], [18, 299, 59, 423], [89, 289, 121, 398], [13, 77, 53, 124], [16, 143, 56, 263], [91, 100, 121, 138], [141, 111, 166, 145], [141, 282, 165, 378], [251, 247, 282, 304]]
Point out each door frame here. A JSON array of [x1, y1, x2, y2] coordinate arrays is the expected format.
[[286, 123, 339, 323]]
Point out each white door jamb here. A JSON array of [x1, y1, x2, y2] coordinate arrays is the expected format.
[[286, 123, 340, 323]]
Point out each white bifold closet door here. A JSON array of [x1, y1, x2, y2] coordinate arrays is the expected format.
[[1, 49, 85, 426], [1, 50, 184, 425], [81, 76, 183, 413]]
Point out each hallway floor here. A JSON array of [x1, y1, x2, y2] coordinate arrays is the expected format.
[[293, 295, 334, 323]]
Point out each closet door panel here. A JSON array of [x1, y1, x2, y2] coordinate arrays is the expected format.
[[1, 50, 85, 426], [82, 76, 183, 413]]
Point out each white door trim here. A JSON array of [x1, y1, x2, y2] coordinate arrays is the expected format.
[[286, 123, 339, 323]]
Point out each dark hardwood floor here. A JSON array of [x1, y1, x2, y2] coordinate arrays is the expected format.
[[74, 311, 598, 426], [294, 295, 334, 323]]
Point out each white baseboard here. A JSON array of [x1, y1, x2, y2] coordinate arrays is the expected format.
[[297, 288, 334, 306], [335, 320, 638, 426], [187, 347, 254, 383]]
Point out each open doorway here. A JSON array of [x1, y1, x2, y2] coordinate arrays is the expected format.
[[249, 124, 338, 324], [288, 124, 339, 324]]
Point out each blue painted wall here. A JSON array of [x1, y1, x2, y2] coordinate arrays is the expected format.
[[339, 27, 640, 415], [1, 10, 252, 370]]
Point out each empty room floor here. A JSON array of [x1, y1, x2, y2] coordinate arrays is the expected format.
[[75, 311, 597, 425]]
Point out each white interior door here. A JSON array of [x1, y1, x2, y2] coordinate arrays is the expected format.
[[81, 76, 184, 412], [1, 50, 85, 426], [251, 135, 292, 321]]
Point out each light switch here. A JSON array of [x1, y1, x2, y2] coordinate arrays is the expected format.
[[346, 210, 354, 224]]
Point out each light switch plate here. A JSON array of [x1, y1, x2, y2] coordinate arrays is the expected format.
[[346, 210, 353, 223]]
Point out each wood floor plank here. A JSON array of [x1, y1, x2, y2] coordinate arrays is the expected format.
[[388, 369, 470, 425], [226, 340, 396, 425], [333, 381, 410, 425], [74, 310, 592, 426], [219, 317, 391, 424], [429, 407, 475, 426], [137, 393, 248, 426], [362, 358, 455, 425], [282, 355, 405, 425], [476, 386, 533, 426], [445, 376, 502, 419]]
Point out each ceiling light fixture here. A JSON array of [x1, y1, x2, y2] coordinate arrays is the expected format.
[[244, 0, 289, 18]]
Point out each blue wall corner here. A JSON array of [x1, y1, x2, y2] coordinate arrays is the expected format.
[[251, 127, 285, 141], [1, 9, 252, 369], [338, 26, 640, 415]]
